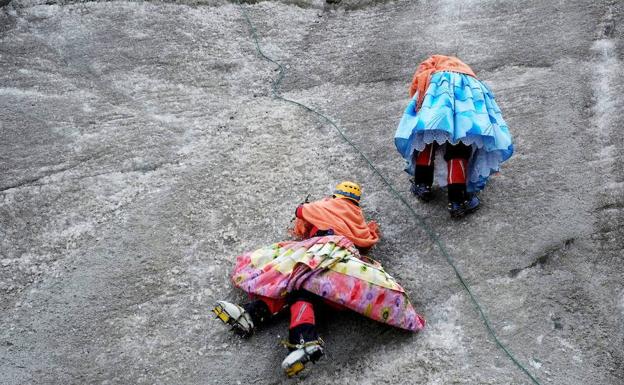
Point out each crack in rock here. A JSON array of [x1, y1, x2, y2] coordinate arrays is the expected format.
[[509, 238, 575, 278]]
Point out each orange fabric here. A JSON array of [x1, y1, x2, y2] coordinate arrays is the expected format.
[[292, 198, 380, 248], [408, 55, 477, 110]]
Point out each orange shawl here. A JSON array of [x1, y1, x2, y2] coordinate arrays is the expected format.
[[293, 198, 380, 248], [408, 55, 477, 109]]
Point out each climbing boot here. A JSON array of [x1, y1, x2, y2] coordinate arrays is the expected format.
[[212, 300, 255, 337], [448, 201, 464, 218], [411, 182, 434, 202], [448, 194, 480, 218], [281, 339, 324, 377], [463, 193, 480, 215]]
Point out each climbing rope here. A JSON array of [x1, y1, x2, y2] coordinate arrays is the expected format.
[[236, 2, 541, 384]]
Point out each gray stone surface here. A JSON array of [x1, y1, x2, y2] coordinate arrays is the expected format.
[[1, 0, 623, 384]]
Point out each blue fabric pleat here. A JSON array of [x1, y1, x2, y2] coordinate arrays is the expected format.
[[394, 71, 513, 192]]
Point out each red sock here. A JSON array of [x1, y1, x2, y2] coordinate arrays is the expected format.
[[415, 143, 435, 166], [447, 158, 467, 185], [289, 300, 315, 329]]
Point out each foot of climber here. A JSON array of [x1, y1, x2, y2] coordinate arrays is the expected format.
[[411, 182, 434, 202], [448, 194, 480, 218], [212, 300, 255, 337], [281, 339, 324, 377]]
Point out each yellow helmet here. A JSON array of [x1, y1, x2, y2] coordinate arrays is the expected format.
[[333, 181, 362, 203]]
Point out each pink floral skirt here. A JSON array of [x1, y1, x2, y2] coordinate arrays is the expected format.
[[232, 235, 425, 332]]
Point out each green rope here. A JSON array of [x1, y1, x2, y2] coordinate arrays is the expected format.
[[236, 3, 541, 384]]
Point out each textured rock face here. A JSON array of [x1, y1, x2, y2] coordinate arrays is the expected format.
[[0, 1, 622, 384]]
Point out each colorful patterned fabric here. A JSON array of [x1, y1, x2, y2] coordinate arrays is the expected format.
[[395, 71, 514, 192], [232, 235, 425, 332]]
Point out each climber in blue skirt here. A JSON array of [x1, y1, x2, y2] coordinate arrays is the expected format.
[[394, 55, 514, 218]]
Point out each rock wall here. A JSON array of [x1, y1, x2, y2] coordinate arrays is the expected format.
[[1, 0, 622, 384]]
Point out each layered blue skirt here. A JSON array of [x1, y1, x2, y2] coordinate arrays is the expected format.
[[394, 71, 513, 192]]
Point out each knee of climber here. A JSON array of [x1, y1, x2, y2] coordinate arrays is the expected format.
[[243, 300, 272, 326], [253, 295, 287, 315]]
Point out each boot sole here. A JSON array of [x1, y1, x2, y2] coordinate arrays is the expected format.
[[212, 304, 231, 324], [285, 362, 305, 377], [450, 203, 480, 219], [212, 304, 253, 337]]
